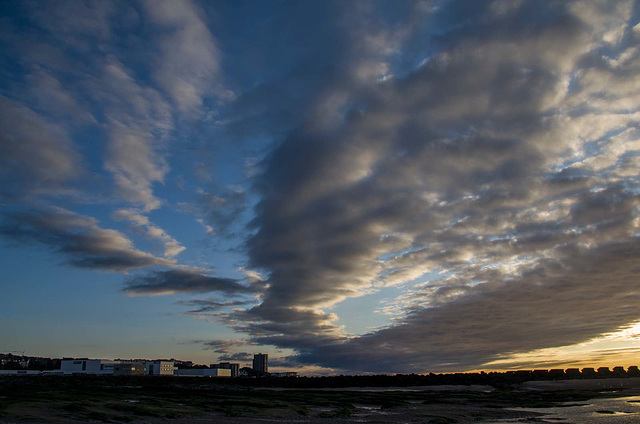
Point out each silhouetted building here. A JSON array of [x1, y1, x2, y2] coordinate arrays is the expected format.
[[548, 369, 565, 378], [628, 366, 640, 376], [597, 367, 611, 375], [174, 368, 231, 377], [146, 360, 176, 376], [581, 367, 596, 376], [0, 370, 41, 375], [532, 369, 548, 377], [565, 368, 581, 377], [612, 366, 626, 376], [253, 353, 268, 373], [114, 362, 146, 376], [60, 359, 119, 375], [211, 362, 239, 377]]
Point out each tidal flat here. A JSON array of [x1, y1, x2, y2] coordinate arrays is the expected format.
[[1, 375, 639, 423]]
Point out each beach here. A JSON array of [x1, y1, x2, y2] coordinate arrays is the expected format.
[[2, 376, 640, 423]]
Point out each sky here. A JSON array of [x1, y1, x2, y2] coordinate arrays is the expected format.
[[1, 0, 640, 375]]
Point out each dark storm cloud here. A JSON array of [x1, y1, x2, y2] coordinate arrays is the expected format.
[[235, 0, 640, 372], [240, 305, 343, 344], [296, 239, 640, 372], [218, 0, 430, 143], [0, 207, 171, 272], [122, 268, 262, 296]]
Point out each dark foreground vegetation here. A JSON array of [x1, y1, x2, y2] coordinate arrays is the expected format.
[[1, 375, 640, 423]]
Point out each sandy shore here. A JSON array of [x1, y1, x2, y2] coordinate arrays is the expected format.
[[3, 377, 640, 424], [141, 403, 543, 424]]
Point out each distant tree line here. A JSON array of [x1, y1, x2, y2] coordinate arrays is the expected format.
[[2, 352, 639, 389], [215, 366, 640, 389], [0, 354, 61, 371]]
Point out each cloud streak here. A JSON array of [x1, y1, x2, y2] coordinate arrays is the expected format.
[[0, 96, 80, 199], [180, 298, 255, 319], [113, 209, 185, 258], [141, 0, 230, 114], [199, 339, 249, 354], [0, 207, 172, 272], [122, 268, 262, 296]]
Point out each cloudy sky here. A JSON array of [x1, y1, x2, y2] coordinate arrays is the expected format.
[[1, 0, 640, 374]]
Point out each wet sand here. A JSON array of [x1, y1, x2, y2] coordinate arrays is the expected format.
[[256, 384, 495, 392]]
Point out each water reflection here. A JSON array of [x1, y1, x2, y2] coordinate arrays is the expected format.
[[489, 396, 640, 423]]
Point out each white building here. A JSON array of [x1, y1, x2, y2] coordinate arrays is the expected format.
[[0, 370, 41, 375], [146, 360, 176, 376], [174, 368, 231, 377], [60, 359, 119, 375], [114, 362, 146, 376], [211, 362, 239, 378]]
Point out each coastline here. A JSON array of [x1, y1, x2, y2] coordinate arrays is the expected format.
[[2, 375, 640, 423]]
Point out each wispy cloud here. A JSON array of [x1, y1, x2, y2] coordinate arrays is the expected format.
[[217, 352, 254, 362], [0, 207, 173, 272], [113, 209, 185, 258], [9, 0, 227, 212], [179, 298, 255, 319], [199, 339, 249, 354], [141, 0, 231, 114], [0, 96, 81, 199], [100, 60, 172, 212], [122, 268, 262, 296]]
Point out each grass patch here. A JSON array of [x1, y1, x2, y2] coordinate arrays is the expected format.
[[105, 402, 162, 416], [221, 405, 255, 417], [380, 399, 409, 409], [426, 417, 457, 424], [82, 410, 113, 422], [61, 402, 90, 413]]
